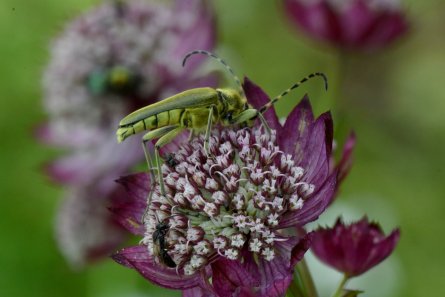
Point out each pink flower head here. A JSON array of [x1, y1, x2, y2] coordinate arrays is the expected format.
[[312, 217, 400, 277], [284, 0, 409, 51], [110, 78, 355, 296], [41, 0, 216, 267]]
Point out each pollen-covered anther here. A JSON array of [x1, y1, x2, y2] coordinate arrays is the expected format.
[[239, 145, 254, 162], [203, 202, 219, 217], [219, 141, 233, 154], [253, 192, 267, 209], [291, 166, 304, 179], [186, 226, 204, 243], [224, 248, 240, 260], [261, 246, 275, 261], [280, 154, 295, 172], [183, 181, 198, 199], [233, 214, 250, 229], [230, 233, 246, 248], [222, 175, 239, 193], [175, 177, 187, 191], [267, 213, 280, 227], [249, 218, 266, 233], [183, 263, 196, 276], [248, 237, 263, 253], [211, 191, 228, 205], [250, 168, 265, 185], [190, 254, 207, 269], [298, 183, 315, 197], [193, 240, 212, 255], [213, 236, 229, 250], [214, 154, 230, 168], [205, 178, 219, 191], [173, 242, 191, 255], [165, 172, 179, 187], [289, 194, 304, 210], [189, 195, 206, 210], [173, 193, 188, 207], [269, 165, 283, 179], [223, 164, 240, 176], [192, 170, 206, 187], [169, 214, 188, 229], [232, 193, 245, 210], [270, 196, 284, 211], [175, 162, 190, 175]]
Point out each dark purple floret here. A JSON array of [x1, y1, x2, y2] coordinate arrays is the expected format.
[[284, 0, 409, 51], [311, 216, 400, 277]]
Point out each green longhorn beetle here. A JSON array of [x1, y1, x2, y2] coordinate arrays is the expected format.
[[116, 50, 327, 198]]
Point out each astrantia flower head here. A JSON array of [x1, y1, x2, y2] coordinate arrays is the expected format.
[[111, 78, 355, 296], [311, 216, 400, 277], [40, 0, 216, 267], [284, 0, 409, 51]]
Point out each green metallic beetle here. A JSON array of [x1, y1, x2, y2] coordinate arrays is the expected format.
[[116, 50, 327, 197]]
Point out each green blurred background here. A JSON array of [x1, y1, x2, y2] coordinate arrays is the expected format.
[[1, 0, 444, 296]]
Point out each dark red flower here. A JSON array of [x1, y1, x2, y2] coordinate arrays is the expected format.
[[109, 78, 354, 296], [284, 0, 409, 51], [311, 217, 400, 277]]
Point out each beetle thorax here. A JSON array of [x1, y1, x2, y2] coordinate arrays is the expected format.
[[217, 88, 250, 125]]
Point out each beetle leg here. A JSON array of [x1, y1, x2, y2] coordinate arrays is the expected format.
[[231, 108, 272, 134], [152, 126, 186, 197], [203, 105, 216, 157], [141, 141, 157, 222], [141, 125, 180, 215], [188, 130, 195, 141]]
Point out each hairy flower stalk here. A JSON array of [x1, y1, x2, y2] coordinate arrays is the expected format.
[[144, 127, 315, 274], [111, 78, 356, 296]]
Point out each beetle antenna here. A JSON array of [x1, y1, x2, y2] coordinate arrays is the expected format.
[[259, 72, 328, 113], [182, 50, 245, 99]]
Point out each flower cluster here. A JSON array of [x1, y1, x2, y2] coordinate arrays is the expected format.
[[40, 0, 216, 267], [111, 78, 355, 296], [284, 0, 409, 51]]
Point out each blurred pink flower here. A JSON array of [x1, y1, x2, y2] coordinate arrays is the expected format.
[[40, 0, 216, 268], [312, 217, 400, 277], [284, 0, 409, 51], [110, 78, 354, 296]]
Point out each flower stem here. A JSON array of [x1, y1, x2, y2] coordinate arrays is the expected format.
[[332, 274, 349, 297], [291, 259, 318, 297]]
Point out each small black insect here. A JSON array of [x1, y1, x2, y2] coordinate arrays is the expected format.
[[164, 153, 179, 168], [152, 221, 176, 268]]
